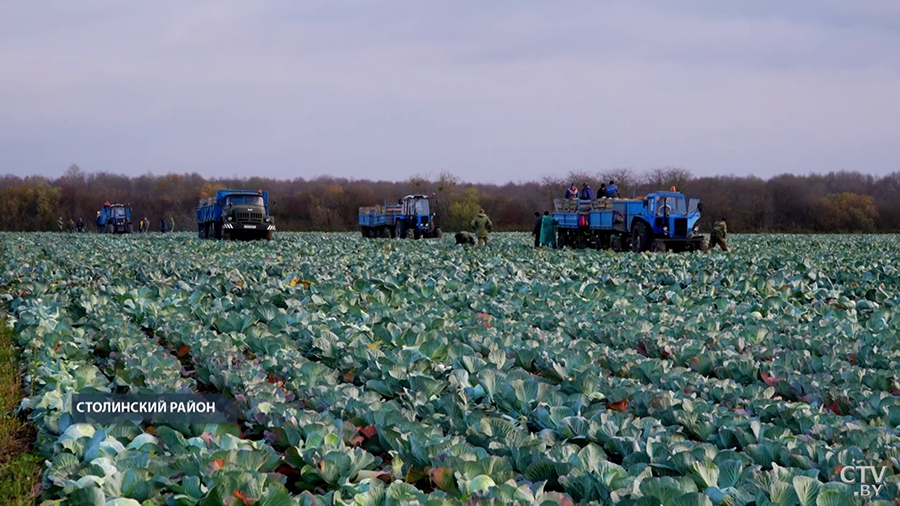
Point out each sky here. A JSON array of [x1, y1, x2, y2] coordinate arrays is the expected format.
[[1, 1, 899, 184]]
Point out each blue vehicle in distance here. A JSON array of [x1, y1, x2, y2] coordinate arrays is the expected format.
[[196, 189, 275, 241], [98, 203, 133, 234], [359, 194, 442, 239], [553, 190, 707, 252]]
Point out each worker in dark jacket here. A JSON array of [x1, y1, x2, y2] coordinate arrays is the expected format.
[[580, 183, 595, 200], [161, 218, 168, 233], [606, 180, 619, 198], [470, 209, 493, 248], [532, 212, 542, 248], [76, 218, 84, 232], [710, 218, 728, 251]]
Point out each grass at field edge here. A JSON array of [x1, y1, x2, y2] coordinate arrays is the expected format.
[[0, 316, 40, 505]]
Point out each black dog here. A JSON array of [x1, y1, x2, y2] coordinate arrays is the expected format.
[[455, 231, 475, 245]]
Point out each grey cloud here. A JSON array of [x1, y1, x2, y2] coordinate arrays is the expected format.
[[0, 1, 898, 183]]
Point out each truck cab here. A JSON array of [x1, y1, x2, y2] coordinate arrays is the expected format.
[[197, 189, 275, 240]]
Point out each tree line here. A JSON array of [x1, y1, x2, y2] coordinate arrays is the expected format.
[[0, 165, 896, 233]]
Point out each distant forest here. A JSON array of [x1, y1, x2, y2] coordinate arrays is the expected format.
[[1, 165, 898, 234]]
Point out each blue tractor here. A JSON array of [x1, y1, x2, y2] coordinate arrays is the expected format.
[[98, 203, 133, 234], [553, 190, 707, 253], [359, 194, 442, 239]]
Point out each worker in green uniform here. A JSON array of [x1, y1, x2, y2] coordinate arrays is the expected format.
[[470, 209, 493, 248], [711, 218, 728, 251], [539, 211, 558, 248]]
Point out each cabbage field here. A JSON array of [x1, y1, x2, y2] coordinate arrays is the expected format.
[[3, 232, 900, 506]]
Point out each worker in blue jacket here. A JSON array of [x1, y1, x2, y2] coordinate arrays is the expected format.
[[580, 183, 595, 200], [606, 180, 619, 198]]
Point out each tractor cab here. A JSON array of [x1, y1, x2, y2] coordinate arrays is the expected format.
[[401, 194, 434, 231], [110, 204, 130, 225], [641, 192, 702, 239]]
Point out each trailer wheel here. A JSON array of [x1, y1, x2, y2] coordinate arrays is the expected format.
[[413, 227, 422, 240], [631, 221, 651, 252]]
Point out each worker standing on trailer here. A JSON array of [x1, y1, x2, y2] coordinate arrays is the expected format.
[[606, 181, 619, 198], [711, 218, 728, 251], [470, 208, 493, 248], [565, 183, 578, 199], [580, 183, 595, 200]]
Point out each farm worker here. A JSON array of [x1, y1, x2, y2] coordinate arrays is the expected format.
[[76, 218, 84, 232], [532, 212, 542, 248], [711, 218, 728, 251], [606, 181, 619, 198], [96, 212, 103, 233], [57, 217, 64, 232], [540, 211, 557, 248], [565, 184, 578, 199], [470, 209, 493, 248], [143, 218, 149, 233], [161, 218, 168, 233], [66, 218, 75, 233], [580, 183, 595, 200], [600, 183, 606, 197]]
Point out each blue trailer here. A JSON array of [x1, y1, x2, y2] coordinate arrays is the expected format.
[[196, 189, 275, 241], [552, 191, 707, 252], [98, 203, 133, 234], [358, 194, 442, 239]]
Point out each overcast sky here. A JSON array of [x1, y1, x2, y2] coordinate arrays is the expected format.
[[2, 1, 899, 184]]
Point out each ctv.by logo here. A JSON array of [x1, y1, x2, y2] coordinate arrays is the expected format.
[[839, 466, 888, 498]]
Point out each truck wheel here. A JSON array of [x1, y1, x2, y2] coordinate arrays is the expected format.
[[266, 231, 273, 241], [631, 221, 651, 253]]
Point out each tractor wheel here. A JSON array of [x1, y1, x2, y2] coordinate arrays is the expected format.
[[610, 235, 623, 252], [631, 221, 651, 253]]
